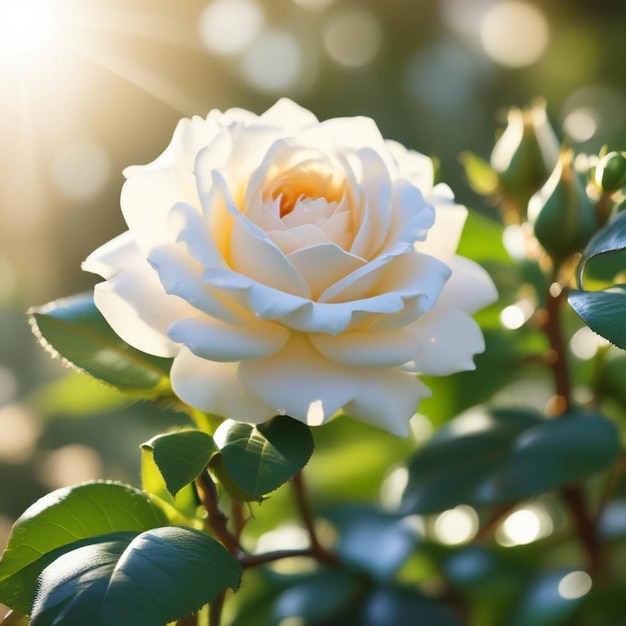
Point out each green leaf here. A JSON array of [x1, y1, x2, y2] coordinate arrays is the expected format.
[[143, 430, 218, 497], [323, 504, 420, 582], [0, 481, 168, 614], [568, 286, 626, 350], [214, 416, 314, 500], [402, 409, 620, 514], [362, 586, 462, 626], [30, 292, 173, 393], [272, 569, 361, 625], [511, 568, 588, 626], [576, 209, 626, 288], [459, 152, 500, 196], [30, 527, 242, 626], [140, 447, 202, 526]]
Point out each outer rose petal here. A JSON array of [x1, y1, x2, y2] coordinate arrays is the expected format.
[[93, 267, 187, 358], [417, 184, 468, 260], [82, 231, 139, 280], [404, 308, 486, 376], [171, 348, 276, 424], [436, 255, 498, 315], [239, 334, 429, 436]]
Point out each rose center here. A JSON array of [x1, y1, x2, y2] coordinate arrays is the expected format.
[[268, 166, 346, 219]]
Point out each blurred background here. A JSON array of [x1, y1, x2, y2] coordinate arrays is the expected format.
[[0, 0, 625, 616]]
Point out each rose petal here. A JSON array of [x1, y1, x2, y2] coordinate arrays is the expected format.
[[287, 243, 365, 300], [168, 202, 228, 270], [93, 267, 187, 358], [171, 347, 276, 423], [417, 184, 468, 259], [436, 255, 498, 314], [82, 231, 139, 280], [240, 334, 428, 435], [318, 116, 388, 153], [238, 335, 355, 425], [168, 317, 289, 362], [260, 98, 319, 129], [343, 371, 431, 436], [121, 116, 218, 252], [149, 244, 244, 324], [383, 179, 434, 250], [310, 327, 420, 368], [349, 147, 392, 259], [384, 140, 434, 192], [209, 171, 311, 298], [404, 308, 485, 376]]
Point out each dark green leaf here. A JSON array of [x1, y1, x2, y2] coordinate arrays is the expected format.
[[402, 409, 620, 513], [30, 292, 172, 393], [143, 430, 218, 497], [272, 569, 361, 625], [323, 504, 420, 581], [577, 209, 626, 288], [214, 416, 314, 500], [0, 482, 168, 613], [362, 586, 462, 626], [568, 286, 626, 349], [511, 568, 589, 626], [30, 527, 242, 626]]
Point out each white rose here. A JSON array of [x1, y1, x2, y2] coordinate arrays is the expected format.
[[83, 99, 497, 436]]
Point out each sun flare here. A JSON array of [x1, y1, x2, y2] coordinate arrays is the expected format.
[[0, 1, 55, 56]]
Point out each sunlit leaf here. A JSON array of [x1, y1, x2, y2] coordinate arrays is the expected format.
[[214, 416, 314, 500], [143, 430, 218, 497], [0, 482, 168, 614], [30, 527, 241, 626], [402, 409, 620, 513], [460, 152, 500, 197], [30, 292, 172, 394]]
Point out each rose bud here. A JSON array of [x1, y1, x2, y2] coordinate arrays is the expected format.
[[528, 148, 597, 265], [490, 100, 560, 221], [595, 150, 626, 194]]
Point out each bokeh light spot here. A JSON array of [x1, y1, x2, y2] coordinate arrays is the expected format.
[[324, 8, 382, 68], [292, 0, 335, 10], [570, 327, 610, 360], [0, 1, 53, 56], [481, 2, 549, 68], [497, 507, 553, 546], [558, 571, 592, 600], [51, 141, 111, 202], [563, 108, 598, 142], [37, 444, 104, 490], [0, 404, 41, 464], [241, 29, 304, 93], [434, 505, 479, 545], [199, 0, 264, 57]]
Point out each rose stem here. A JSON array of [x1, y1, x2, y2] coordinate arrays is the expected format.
[[209, 591, 226, 626], [542, 269, 604, 576], [195, 471, 241, 555], [291, 471, 337, 564]]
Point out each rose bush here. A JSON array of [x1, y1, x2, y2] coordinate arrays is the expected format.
[[83, 99, 496, 435]]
